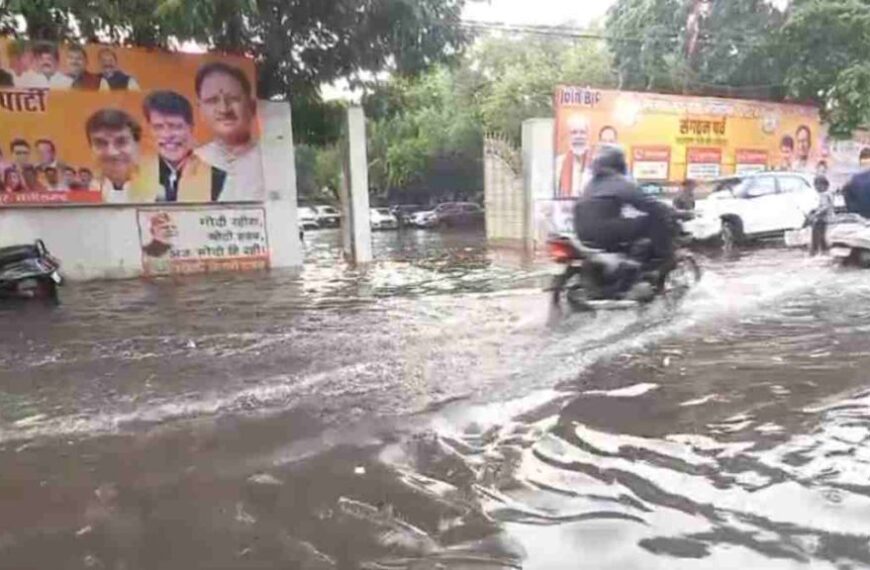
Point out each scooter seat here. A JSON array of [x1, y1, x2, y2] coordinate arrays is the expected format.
[[0, 245, 41, 267]]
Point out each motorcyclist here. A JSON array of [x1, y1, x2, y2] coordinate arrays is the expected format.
[[573, 145, 677, 271], [843, 169, 870, 218]]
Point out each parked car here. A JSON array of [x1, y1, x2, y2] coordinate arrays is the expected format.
[[370, 208, 398, 230], [390, 204, 423, 225], [685, 172, 820, 251], [313, 205, 341, 228], [639, 182, 680, 207], [298, 207, 320, 231], [412, 202, 485, 229], [410, 207, 438, 228], [436, 202, 485, 228]]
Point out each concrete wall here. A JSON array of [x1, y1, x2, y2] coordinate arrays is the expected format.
[[483, 134, 526, 248], [0, 100, 302, 281], [483, 120, 557, 254]]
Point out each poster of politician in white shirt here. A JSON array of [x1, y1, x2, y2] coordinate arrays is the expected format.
[[0, 36, 265, 206], [193, 62, 265, 203]]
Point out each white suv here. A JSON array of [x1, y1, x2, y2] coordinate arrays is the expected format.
[[686, 173, 820, 249]]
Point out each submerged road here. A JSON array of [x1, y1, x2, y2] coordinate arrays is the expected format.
[[1, 229, 869, 569]]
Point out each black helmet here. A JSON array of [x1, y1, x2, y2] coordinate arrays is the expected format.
[[591, 144, 628, 177]]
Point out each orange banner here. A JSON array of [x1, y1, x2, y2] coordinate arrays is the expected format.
[[554, 87, 823, 197], [0, 38, 262, 206]]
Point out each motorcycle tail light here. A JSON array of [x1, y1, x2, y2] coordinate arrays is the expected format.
[[547, 239, 575, 263]]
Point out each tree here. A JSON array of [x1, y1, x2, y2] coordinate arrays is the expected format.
[[365, 66, 484, 198], [605, 0, 787, 99], [472, 33, 617, 140], [295, 144, 342, 202], [780, 0, 870, 137], [606, 0, 683, 92]]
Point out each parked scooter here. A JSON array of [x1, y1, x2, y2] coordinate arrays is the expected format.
[[827, 214, 870, 267], [785, 213, 870, 267], [0, 240, 62, 302]]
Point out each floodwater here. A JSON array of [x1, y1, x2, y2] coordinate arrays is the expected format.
[[2, 228, 870, 569]]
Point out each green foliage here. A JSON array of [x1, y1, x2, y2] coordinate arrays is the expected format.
[[605, 0, 870, 135], [780, 0, 870, 136], [606, 0, 683, 91], [365, 66, 483, 196], [360, 31, 617, 197], [296, 143, 342, 202], [606, 0, 787, 97], [472, 33, 617, 139]]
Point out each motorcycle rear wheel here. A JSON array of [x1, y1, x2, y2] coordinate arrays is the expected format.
[[550, 269, 595, 313]]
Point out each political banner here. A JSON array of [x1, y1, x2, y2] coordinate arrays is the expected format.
[[825, 130, 870, 191], [0, 37, 263, 206], [553, 87, 824, 198], [631, 146, 671, 181], [686, 147, 723, 180], [137, 207, 269, 276], [735, 149, 769, 175]]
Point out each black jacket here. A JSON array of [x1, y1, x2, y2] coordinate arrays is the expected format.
[[574, 170, 673, 232], [844, 170, 870, 218]]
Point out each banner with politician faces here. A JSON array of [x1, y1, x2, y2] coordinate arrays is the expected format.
[[0, 37, 264, 206]]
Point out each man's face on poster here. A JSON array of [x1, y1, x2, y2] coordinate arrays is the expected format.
[[797, 128, 812, 161], [36, 52, 58, 76], [36, 142, 55, 165], [600, 127, 618, 145], [149, 111, 194, 166], [12, 144, 30, 167], [568, 117, 590, 156], [79, 169, 93, 187], [44, 167, 59, 186], [150, 214, 178, 244], [89, 128, 140, 185], [63, 167, 78, 186], [198, 72, 255, 143], [780, 144, 793, 164], [67, 50, 86, 76], [5, 169, 21, 188], [100, 51, 118, 77]]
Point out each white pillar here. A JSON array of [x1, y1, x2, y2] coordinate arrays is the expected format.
[[522, 118, 556, 251], [340, 106, 373, 264], [259, 100, 303, 269]]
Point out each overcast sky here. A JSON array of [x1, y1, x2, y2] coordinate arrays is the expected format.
[[462, 0, 616, 27]]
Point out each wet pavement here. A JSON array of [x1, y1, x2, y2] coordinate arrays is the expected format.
[[2, 228, 870, 569]]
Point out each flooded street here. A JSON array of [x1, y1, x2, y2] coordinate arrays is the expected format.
[[2, 229, 870, 569]]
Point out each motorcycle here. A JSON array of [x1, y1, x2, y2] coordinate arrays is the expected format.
[[546, 216, 701, 313], [0, 240, 63, 302]]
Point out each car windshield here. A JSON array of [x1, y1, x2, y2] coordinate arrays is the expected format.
[[733, 176, 778, 199], [700, 178, 742, 198], [377, 209, 391, 215]]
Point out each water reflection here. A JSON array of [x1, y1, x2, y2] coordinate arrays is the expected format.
[[2, 236, 870, 568]]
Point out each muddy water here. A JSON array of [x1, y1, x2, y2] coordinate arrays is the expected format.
[[1, 229, 870, 569]]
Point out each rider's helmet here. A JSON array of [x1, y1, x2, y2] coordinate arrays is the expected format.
[[591, 144, 628, 177]]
